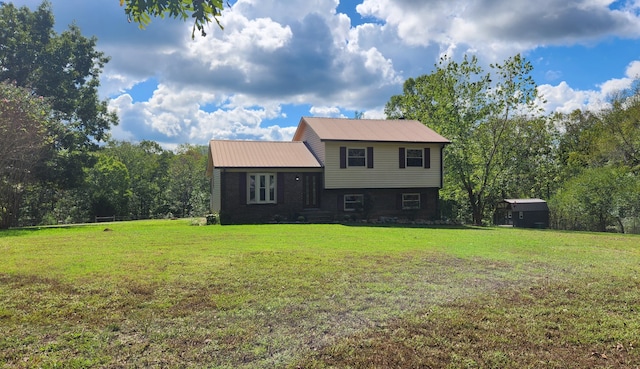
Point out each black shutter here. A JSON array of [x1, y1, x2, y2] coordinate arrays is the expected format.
[[424, 148, 431, 168], [367, 147, 374, 168], [399, 148, 405, 168], [340, 146, 347, 168], [277, 173, 285, 204], [239, 173, 246, 204], [338, 194, 344, 211]]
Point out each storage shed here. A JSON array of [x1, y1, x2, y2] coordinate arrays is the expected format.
[[494, 199, 549, 228]]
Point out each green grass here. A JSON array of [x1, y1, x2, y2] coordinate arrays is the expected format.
[[1, 220, 639, 368]]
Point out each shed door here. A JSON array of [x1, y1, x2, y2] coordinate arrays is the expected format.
[[303, 173, 321, 208]]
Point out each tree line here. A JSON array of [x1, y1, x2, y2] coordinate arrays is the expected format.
[[386, 55, 640, 233], [0, 2, 208, 228], [2, 2, 639, 232]]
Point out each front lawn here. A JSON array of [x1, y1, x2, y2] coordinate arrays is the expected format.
[[1, 220, 638, 368]]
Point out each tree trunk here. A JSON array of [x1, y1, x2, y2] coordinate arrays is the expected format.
[[467, 191, 484, 226], [616, 217, 625, 234]]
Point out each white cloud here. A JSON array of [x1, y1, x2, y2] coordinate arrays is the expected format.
[[538, 82, 594, 114], [309, 106, 342, 117], [24, 0, 640, 146], [599, 77, 634, 97], [625, 60, 640, 79], [358, 0, 640, 61]]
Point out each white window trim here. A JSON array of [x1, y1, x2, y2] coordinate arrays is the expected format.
[[344, 194, 364, 211], [347, 147, 366, 167], [402, 193, 421, 210], [247, 173, 277, 204], [406, 148, 423, 167]]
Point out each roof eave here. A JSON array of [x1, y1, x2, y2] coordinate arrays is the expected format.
[[320, 138, 451, 144]]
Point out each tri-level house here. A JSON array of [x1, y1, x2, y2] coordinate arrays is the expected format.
[[206, 117, 450, 224]]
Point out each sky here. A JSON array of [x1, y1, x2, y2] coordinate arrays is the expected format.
[[11, 0, 640, 148]]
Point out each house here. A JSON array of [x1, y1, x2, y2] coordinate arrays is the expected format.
[[494, 199, 549, 228], [207, 117, 450, 224]]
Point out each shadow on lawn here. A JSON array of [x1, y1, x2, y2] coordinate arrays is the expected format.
[[342, 222, 489, 230], [0, 224, 94, 237]]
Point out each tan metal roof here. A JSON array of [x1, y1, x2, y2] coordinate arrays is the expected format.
[[294, 117, 451, 143], [209, 140, 322, 168]]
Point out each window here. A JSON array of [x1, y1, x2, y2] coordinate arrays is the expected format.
[[340, 146, 373, 168], [344, 194, 364, 211], [348, 148, 366, 167], [402, 193, 421, 210], [399, 148, 430, 168], [406, 149, 423, 167], [248, 173, 276, 204]]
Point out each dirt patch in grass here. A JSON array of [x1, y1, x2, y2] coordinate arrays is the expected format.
[[292, 276, 640, 368], [0, 255, 554, 368]]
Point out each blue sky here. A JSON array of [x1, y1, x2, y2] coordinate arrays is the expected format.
[[12, 0, 640, 148]]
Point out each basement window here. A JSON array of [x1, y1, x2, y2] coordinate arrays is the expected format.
[[344, 194, 364, 211], [402, 193, 421, 210]]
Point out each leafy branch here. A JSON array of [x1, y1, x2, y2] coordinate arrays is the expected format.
[[120, 0, 226, 38]]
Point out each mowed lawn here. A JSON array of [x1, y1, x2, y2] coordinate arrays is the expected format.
[[1, 220, 639, 368]]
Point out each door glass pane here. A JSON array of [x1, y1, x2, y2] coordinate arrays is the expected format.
[[249, 175, 256, 202], [259, 175, 266, 201], [269, 175, 275, 201]]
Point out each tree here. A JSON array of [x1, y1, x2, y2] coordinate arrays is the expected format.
[[0, 82, 54, 228], [549, 86, 640, 233], [85, 154, 132, 219], [385, 54, 542, 225], [104, 140, 172, 219], [120, 0, 225, 38], [1, 1, 117, 225], [166, 144, 209, 218], [495, 115, 560, 201], [598, 85, 640, 172], [550, 166, 639, 232], [556, 109, 605, 177], [0, 2, 117, 152]]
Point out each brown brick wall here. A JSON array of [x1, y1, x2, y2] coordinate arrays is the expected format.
[[219, 171, 440, 224], [219, 171, 306, 224], [320, 188, 440, 222]]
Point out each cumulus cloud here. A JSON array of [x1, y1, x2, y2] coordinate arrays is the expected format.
[[537, 59, 640, 115], [22, 0, 640, 146], [358, 0, 640, 60], [537, 82, 599, 114]]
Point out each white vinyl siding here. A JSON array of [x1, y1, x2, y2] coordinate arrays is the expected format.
[[296, 124, 326, 164], [324, 142, 442, 189]]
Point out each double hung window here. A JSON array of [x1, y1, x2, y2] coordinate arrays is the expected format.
[[399, 148, 430, 168], [347, 148, 366, 167], [248, 173, 276, 204], [406, 149, 423, 167], [340, 146, 373, 168]]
